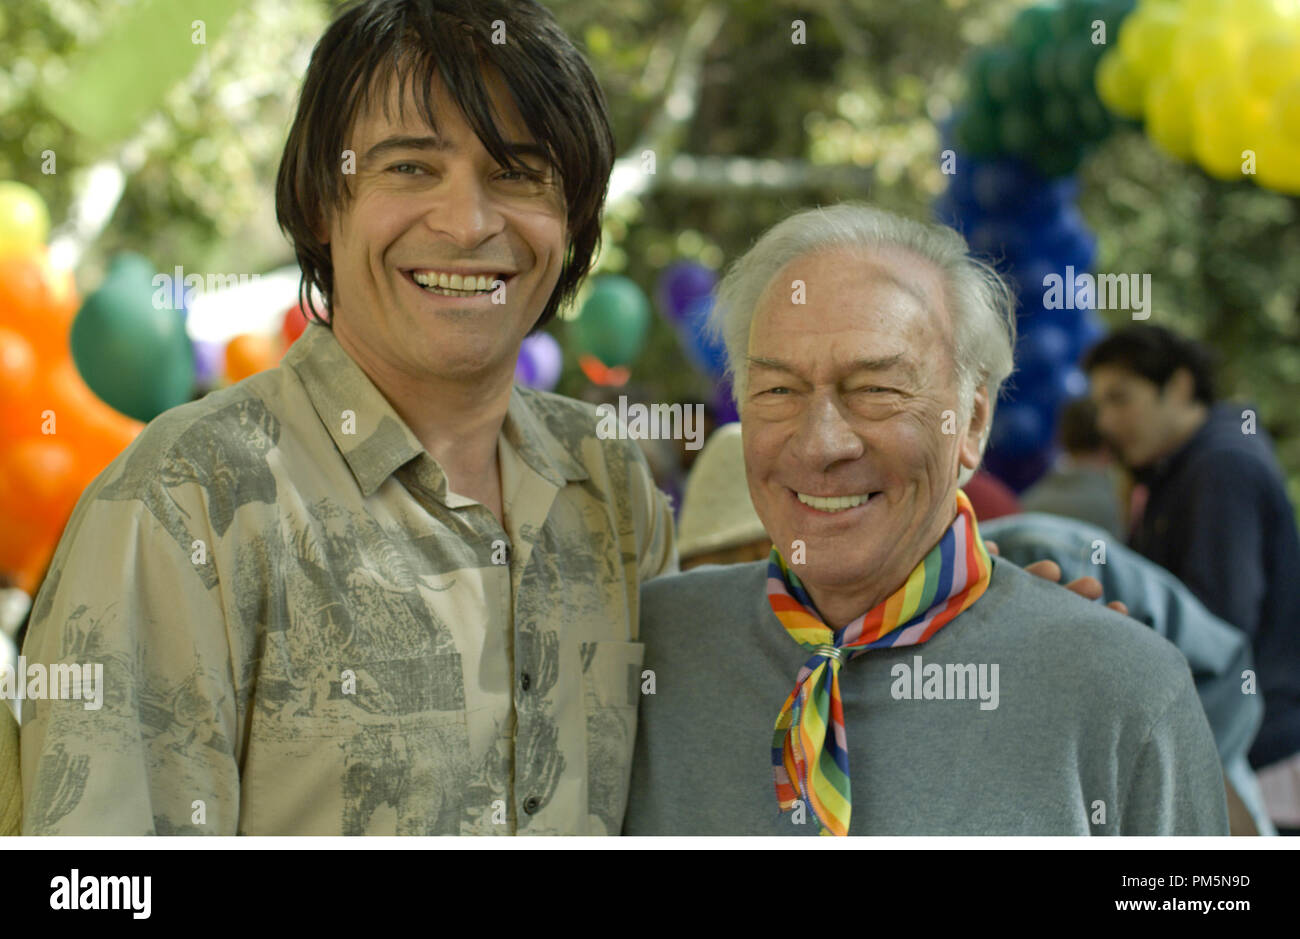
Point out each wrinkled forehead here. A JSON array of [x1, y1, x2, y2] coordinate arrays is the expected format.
[[753, 245, 954, 350]]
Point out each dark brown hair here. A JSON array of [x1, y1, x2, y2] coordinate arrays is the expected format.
[[275, 0, 615, 330], [1083, 324, 1217, 405]]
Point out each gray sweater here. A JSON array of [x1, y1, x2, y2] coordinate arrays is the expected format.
[[623, 555, 1229, 835]]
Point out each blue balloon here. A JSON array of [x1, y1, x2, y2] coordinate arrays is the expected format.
[[983, 442, 1056, 493], [657, 262, 717, 323], [971, 161, 1041, 213], [678, 295, 728, 379], [987, 399, 1052, 459], [1015, 323, 1074, 380], [967, 218, 1025, 260], [933, 191, 965, 231], [1012, 255, 1060, 308], [1041, 205, 1097, 272]]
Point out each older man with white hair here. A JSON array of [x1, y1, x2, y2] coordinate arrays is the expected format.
[[622, 204, 1229, 836]]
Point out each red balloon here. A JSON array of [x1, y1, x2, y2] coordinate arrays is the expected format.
[[281, 302, 310, 350]]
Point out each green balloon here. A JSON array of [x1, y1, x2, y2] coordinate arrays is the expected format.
[[998, 109, 1041, 155], [988, 53, 1039, 108], [1058, 39, 1105, 96], [106, 252, 157, 287], [70, 276, 195, 422], [1032, 45, 1063, 93], [1032, 142, 1085, 178], [1075, 95, 1114, 139], [570, 275, 650, 368], [1011, 5, 1057, 51], [956, 105, 1002, 156], [970, 48, 1012, 101], [1052, 1, 1093, 42], [1042, 97, 1079, 138]]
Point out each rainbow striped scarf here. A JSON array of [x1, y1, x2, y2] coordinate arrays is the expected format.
[[767, 488, 992, 836]]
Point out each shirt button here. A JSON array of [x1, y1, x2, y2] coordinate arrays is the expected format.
[[523, 796, 540, 815], [520, 672, 531, 691]]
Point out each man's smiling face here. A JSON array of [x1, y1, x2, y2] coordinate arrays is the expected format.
[[324, 68, 568, 386], [741, 246, 988, 608]]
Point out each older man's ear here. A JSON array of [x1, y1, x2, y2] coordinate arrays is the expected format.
[[957, 385, 992, 477]]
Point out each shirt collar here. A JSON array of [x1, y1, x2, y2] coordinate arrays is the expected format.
[[285, 323, 587, 499]]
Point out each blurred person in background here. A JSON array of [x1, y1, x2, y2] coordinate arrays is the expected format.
[[676, 423, 770, 569], [1085, 324, 1300, 834], [1019, 395, 1124, 538]]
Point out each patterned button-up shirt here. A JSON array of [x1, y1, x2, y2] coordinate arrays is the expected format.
[[20, 323, 676, 835]]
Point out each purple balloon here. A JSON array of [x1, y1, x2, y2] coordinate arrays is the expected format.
[[656, 261, 717, 323], [711, 377, 739, 424], [515, 332, 563, 390], [191, 338, 225, 388]]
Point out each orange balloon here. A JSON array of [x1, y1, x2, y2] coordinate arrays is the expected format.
[[0, 437, 81, 526], [0, 511, 62, 596], [0, 326, 39, 442], [18, 354, 143, 480], [0, 325, 37, 394], [225, 332, 278, 383], [0, 247, 78, 359]]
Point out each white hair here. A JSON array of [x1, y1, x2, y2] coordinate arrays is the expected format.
[[709, 203, 1017, 485]]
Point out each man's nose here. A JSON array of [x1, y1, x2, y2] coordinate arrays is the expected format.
[[421, 168, 505, 249], [794, 394, 864, 470]]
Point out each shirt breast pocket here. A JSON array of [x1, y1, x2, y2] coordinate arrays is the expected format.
[[582, 640, 645, 834]]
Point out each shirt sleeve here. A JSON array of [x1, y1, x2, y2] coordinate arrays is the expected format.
[[1176, 452, 1268, 639], [627, 442, 678, 585], [19, 484, 240, 835], [1119, 670, 1230, 835]]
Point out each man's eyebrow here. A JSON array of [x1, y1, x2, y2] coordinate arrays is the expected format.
[[363, 134, 552, 166], [844, 353, 918, 382], [364, 135, 451, 162], [747, 355, 801, 376], [747, 353, 917, 380]]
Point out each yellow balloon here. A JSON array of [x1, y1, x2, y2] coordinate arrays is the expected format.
[[1146, 75, 1197, 160], [1182, 0, 1234, 20], [1096, 50, 1148, 119], [1173, 22, 1248, 84], [1253, 129, 1300, 194], [1194, 79, 1268, 180], [1234, 0, 1300, 31], [1118, 5, 1183, 82], [0, 182, 50, 258], [1245, 35, 1300, 99], [1275, 78, 1300, 142]]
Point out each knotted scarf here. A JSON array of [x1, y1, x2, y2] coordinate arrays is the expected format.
[[767, 488, 992, 835]]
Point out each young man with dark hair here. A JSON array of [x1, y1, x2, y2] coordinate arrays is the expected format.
[[1085, 324, 1300, 834], [19, 0, 674, 836]]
